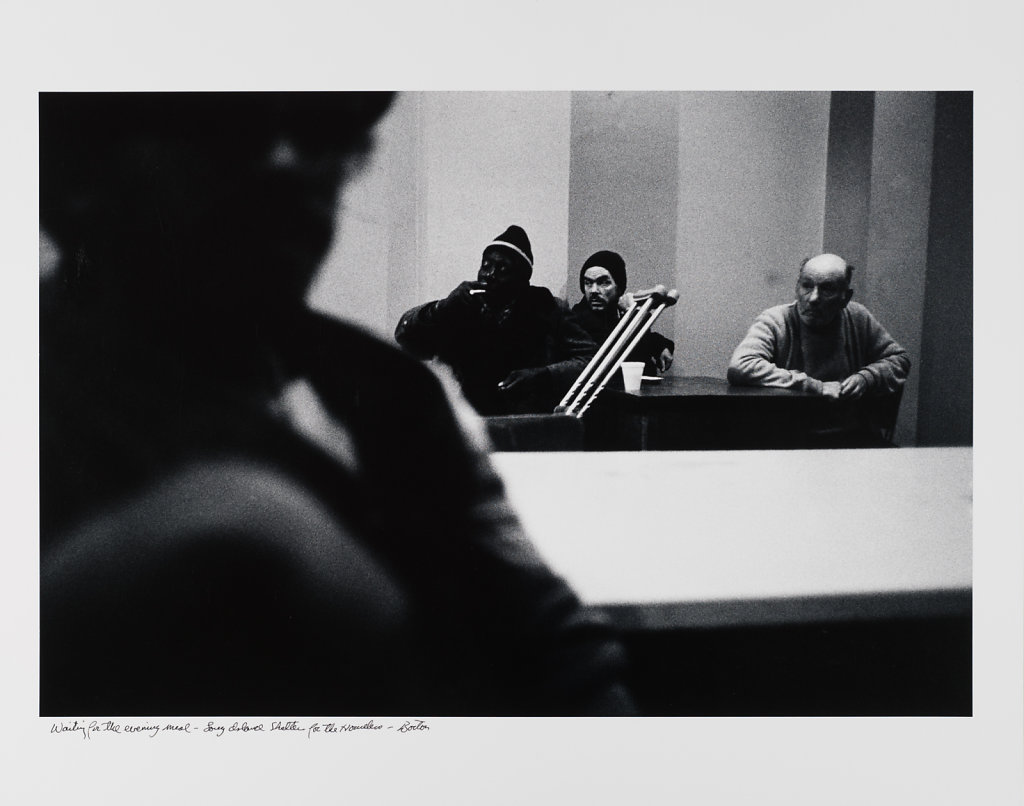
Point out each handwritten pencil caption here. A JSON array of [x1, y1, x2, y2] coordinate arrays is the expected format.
[[50, 718, 430, 740]]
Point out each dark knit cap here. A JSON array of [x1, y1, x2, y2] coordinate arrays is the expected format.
[[485, 225, 534, 278], [580, 250, 627, 294]]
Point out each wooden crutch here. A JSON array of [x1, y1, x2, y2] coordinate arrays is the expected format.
[[559, 286, 679, 418], [556, 285, 665, 413]]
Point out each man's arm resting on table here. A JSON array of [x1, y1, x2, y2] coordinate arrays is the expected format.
[[727, 314, 819, 392], [856, 323, 912, 396]]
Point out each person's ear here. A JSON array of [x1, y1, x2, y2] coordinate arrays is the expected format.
[[841, 287, 854, 307]]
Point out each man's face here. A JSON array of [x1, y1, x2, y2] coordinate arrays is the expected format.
[[582, 267, 620, 313], [478, 248, 528, 305], [795, 256, 852, 329]]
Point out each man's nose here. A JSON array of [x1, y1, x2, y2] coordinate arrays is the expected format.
[[807, 287, 820, 303]]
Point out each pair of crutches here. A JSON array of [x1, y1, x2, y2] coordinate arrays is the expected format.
[[557, 285, 679, 418]]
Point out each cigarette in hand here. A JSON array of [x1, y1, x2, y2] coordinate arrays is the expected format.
[[469, 289, 487, 295]]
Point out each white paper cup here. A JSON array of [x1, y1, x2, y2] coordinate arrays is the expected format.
[[620, 362, 644, 393]]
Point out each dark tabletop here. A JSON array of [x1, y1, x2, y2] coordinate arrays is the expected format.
[[617, 375, 817, 398]]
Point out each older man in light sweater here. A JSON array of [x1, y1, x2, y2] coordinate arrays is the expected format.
[[727, 253, 910, 401]]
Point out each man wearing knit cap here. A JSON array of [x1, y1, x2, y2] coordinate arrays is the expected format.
[[395, 225, 597, 416], [570, 250, 675, 376]]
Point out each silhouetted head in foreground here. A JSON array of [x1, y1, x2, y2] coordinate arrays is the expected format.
[[40, 92, 394, 331], [39, 91, 395, 535]]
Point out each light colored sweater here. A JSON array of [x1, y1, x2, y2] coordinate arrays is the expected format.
[[727, 301, 910, 395]]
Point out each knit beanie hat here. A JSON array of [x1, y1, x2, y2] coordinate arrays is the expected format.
[[580, 250, 627, 294], [485, 225, 534, 278]]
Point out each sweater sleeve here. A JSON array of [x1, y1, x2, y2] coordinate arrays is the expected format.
[[853, 308, 912, 395], [727, 310, 812, 390]]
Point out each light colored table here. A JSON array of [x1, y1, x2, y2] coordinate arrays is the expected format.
[[491, 447, 972, 628]]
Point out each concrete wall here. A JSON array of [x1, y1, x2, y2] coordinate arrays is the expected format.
[[309, 91, 572, 337], [566, 92, 680, 305], [308, 92, 423, 339], [419, 92, 572, 301], [675, 92, 830, 377]]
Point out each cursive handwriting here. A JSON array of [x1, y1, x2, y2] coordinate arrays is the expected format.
[[49, 719, 156, 740], [307, 719, 383, 738], [50, 717, 431, 739], [229, 721, 264, 734], [50, 720, 92, 740]]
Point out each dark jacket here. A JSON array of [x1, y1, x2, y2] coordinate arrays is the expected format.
[[40, 293, 634, 716], [395, 286, 597, 415], [570, 298, 675, 376]]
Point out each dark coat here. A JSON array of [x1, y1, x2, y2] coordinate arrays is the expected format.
[[40, 295, 633, 716], [395, 286, 597, 416]]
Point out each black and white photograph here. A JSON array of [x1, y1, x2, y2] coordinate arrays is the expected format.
[[5, 1, 1024, 804], [37, 88, 972, 718]]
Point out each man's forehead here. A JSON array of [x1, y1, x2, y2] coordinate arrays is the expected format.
[[583, 267, 615, 281], [801, 254, 848, 282], [482, 247, 519, 265]]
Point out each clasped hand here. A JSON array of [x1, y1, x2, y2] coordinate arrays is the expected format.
[[821, 374, 867, 400]]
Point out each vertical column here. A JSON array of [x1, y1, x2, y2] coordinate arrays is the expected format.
[[823, 91, 875, 275], [311, 91, 574, 338], [567, 92, 680, 307], [307, 92, 423, 339], [917, 92, 973, 446], [676, 92, 830, 377], [864, 92, 936, 446], [420, 91, 572, 300]]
